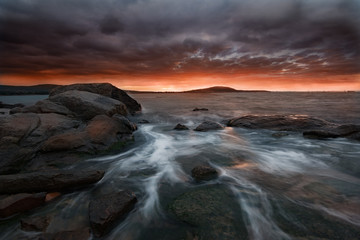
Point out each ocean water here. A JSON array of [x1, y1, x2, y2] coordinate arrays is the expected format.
[[0, 92, 359, 239]]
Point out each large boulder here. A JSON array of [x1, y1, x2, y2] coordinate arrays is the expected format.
[[10, 99, 73, 116], [0, 170, 105, 194], [49, 90, 127, 120], [41, 131, 88, 152], [22, 113, 81, 147], [169, 185, 247, 239], [50, 83, 141, 114], [0, 113, 40, 142], [0, 192, 46, 218], [195, 121, 224, 131], [89, 190, 137, 237], [227, 115, 337, 131]]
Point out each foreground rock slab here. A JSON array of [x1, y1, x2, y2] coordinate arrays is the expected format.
[[194, 121, 224, 131], [33, 228, 91, 240], [191, 165, 218, 181], [169, 185, 247, 239], [0, 193, 46, 218], [89, 190, 137, 237], [0, 170, 105, 194]]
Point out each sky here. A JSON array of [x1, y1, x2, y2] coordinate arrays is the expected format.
[[0, 0, 359, 91]]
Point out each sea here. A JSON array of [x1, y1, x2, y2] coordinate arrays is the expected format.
[[0, 92, 359, 239]]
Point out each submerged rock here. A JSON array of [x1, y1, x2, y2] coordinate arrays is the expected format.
[[303, 130, 340, 139], [21, 215, 51, 232], [0, 102, 24, 109], [0, 192, 46, 218], [89, 190, 137, 237], [50, 83, 141, 114], [138, 119, 150, 124], [173, 123, 189, 130], [169, 185, 247, 239], [191, 165, 218, 181], [49, 90, 128, 120], [0, 170, 105, 194], [195, 121, 224, 131], [193, 108, 208, 111], [271, 132, 289, 138]]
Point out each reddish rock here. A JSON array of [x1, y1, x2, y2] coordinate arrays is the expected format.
[[0, 193, 46, 218]]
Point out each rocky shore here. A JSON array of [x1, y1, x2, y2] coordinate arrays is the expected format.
[[1, 85, 359, 239]]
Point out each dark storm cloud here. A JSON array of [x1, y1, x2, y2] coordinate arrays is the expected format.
[[0, 0, 359, 78]]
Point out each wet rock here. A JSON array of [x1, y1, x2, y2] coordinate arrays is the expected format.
[[138, 119, 150, 124], [194, 121, 224, 131], [272, 198, 360, 239], [271, 132, 289, 138], [37, 228, 91, 240], [227, 115, 337, 131], [303, 130, 340, 139], [191, 165, 218, 181], [0, 193, 46, 218], [10, 100, 72, 116], [193, 108, 208, 111], [50, 83, 141, 114], [21, 215, 51, 232], [169, 185, 247, 239], [49, 90, 128, 120], [112, 114, 137, 133], [0, 170, 105, 194], [0, 146, 35, 174], [89, 190, 137, 237], [173, 123, 189, 130]]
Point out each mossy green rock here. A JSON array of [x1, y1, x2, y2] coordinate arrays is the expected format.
[[169, 184, 248, 240]]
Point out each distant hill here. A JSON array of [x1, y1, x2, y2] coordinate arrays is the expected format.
[[0, 84, 60, 95], [184, 86, 268, 93]]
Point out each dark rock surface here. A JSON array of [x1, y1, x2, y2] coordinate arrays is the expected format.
[[10, 100, 72, 116], [193, 108, 208, 111], [49, 90, 128, 120], [89, 190, 137, 237], [21, 215, 51, 232], [228, 115, 360, 141], [271, 132, 289, 138], [138, 119, 150, 124], [169, 185, 248, 239], [227, 115, 336, 131], [0, 170, 104, 194], [49, 83, 141, 114], [191, 165, 218, 181], [195, 121, 224, 131], [0, 101, 24, 109], [173, 123, 189, 130], [34, 228, 91, 240], [0, 193, 46, 218]]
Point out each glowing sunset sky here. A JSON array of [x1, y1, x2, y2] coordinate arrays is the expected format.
[[0, 0, 359, 91]]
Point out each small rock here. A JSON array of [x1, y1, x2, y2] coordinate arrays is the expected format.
[[271, 132, 289, 138], [193, 108, 208, 111], [191, 165, 218, 181], [194, 121, 224, 131], [138, 119, 150, 124], [174, 124, 189, 130], [0, 193, 46, 218], [89, 190, 137, 237], [21, 215, 51, 232]]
